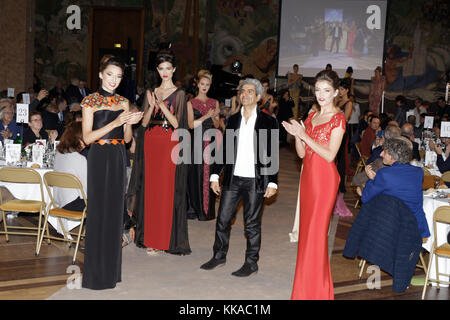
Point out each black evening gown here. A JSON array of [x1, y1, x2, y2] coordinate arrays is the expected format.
[[81, 91, 127, 290]]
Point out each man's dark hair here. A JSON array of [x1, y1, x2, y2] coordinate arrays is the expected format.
[[395, 95, 406, 105]]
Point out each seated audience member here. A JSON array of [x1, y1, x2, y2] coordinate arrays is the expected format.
[[414, 113, 425, 139], [361, 138, 430, 238], [361, 115, 380, 158], [367, 124, 402, 165], [54, 121, 87, 211], [22, 110, 57, 145], [352, 124, 401, 187], [393, 95, 409, 127], [49, 79, 67, 100], [65, 78, 82, 104], [413, 97, 427, 127], [429, 139, 450, 175], [401, 123, 421, 161], [437, 96, 450, 119], [388, 120, 399, 127], [0, 100, 22, 142], [357, 110, 373, 137]]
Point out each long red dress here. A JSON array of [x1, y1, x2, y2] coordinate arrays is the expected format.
[[143, 88, 191, 254], [291, 111, 346, 300]]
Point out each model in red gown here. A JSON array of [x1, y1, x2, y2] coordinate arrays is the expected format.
[[291, 111, 346, 300]]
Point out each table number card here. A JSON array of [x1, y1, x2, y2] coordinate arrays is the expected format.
[[7, 88, 15, 98], [32, 144, 45, 166], [440, 121, 450, 138], [225, 99, 231, 107], [5, 144, 21, 164], [22, 93, 31, 104], [16, 104, 29, 124], [424, 116, 434, 129], [425, 150, 437, 167]]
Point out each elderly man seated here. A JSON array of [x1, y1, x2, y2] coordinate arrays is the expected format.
[[361, 138, 430, 239], [429, 139, 450, 174], [352, 124, 401, 187], [401, 122, 421, 161], [0, 99, 22, 142]]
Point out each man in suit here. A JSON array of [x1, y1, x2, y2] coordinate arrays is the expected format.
[[78, 80, 91, 99], [200, 78, 279, 277], [329, 22, 342, 54], [65, 78, 83, 104], [362, 138, 430, 238]]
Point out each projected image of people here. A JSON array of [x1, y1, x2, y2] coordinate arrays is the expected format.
[[278, 0, 387, 80]]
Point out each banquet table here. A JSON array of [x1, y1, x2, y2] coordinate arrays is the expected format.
[[422, 190, 450, 286], [0, 163, 81, 236]]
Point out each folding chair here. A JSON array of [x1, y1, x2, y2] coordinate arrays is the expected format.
[[421, 206, 450, 299], [37, 171, 87, 265], [38, 171, 87, 263], [0, 167, 50, 254], [354, 142, 367, 175], [441, 171, 450, 184]]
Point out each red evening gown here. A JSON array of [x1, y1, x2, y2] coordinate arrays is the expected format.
[[291, 111, 346, 300]]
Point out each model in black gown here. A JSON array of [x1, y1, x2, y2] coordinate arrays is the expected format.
[[81, 55, 142, 290]]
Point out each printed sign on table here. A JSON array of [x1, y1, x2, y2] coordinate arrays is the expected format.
[[5, 144, 21, 164], [424, 116, 434, 129], [32, 144, 45, 166], [16, 104, 29, 124], [7, 88, 14, 98], [440, 121, 450, 138]]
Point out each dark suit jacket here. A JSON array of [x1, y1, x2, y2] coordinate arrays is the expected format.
[[42, 110, 66, 138], [330, 26, 343, 39], [343, 194, 423, 293], [362, 162, 430, 238], [212, 107, 279, 193], [65, 85, 83, 104]]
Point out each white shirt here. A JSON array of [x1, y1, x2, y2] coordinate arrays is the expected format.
[[412, 105, 427, 127], [210, 106, 277, 189], [53, 151, 87, 207], [348, 102, 360, 124]]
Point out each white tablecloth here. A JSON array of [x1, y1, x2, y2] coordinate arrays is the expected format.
[[422, 192, 450, 286], [0, 166, 81, 236]]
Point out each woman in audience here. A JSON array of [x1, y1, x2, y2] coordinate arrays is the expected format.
[[22, 110, 57, 145], [186, 69, 220, 221], [54, 121, 87, 211]]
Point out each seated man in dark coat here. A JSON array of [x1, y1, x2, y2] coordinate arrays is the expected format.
[[362, 137, 430, 239], [343, 194, 424, 292]]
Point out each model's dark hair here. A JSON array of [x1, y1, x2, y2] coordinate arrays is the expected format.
[[339, 79, 351, 91], [156, 50, 177, 68], [315, 70, 340, 90], [99, 55, 124, 73]]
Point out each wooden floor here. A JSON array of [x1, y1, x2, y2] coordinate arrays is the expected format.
[[0, 144, 448, 300]]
